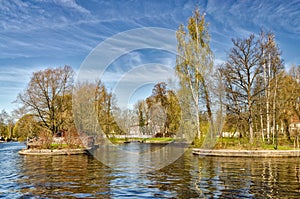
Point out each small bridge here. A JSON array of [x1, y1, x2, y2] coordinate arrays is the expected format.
[[108, 134, 153, 139]]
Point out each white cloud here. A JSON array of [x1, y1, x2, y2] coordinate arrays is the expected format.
[[214, 58, 225, 66], [204, 0, 300, 37], [111, 64, 178, 109], [1, 0, 300, 113], [0, 68, 32, 83], [74, 62, 178, 109], [52, 0, 90, 14], [0, 67, 33, 112]]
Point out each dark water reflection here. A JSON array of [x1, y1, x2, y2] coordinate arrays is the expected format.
[[1, 142, 300, 198], [195, 156, 300, 198]]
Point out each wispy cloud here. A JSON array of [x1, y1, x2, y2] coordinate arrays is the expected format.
[[0, 66, 45, 112], [0, 0, 194, 60], [203, 0, 300, 37], [51, 0, 90, 14], [0, 66, 46, 90], [111, 63, 177, 109], [74, 61, 178, 110], [201, 0, 300, 67], [1, 0, 300, 113]]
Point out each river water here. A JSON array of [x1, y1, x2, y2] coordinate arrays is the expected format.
[[0, 142, 300, 198]]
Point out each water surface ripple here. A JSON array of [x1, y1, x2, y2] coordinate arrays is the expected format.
[[0, 142, 300, 198]]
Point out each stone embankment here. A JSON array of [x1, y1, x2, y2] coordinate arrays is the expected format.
[[192, 148, 300, 157], [19, 148, 88, 155]]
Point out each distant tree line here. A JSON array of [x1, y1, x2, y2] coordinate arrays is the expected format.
[[0, 109, 14, 141]]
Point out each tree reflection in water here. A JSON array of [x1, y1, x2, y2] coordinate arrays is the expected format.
[[2, 142, 299, 198]]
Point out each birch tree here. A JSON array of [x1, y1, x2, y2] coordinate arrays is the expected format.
[[259, 31, 283, 143], [175, 8, 213, 138]]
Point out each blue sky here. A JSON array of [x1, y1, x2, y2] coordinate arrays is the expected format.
[[1, 0, 300, 113]]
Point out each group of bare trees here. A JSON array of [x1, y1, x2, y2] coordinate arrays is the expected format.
[[220, 31, 300, 145], [174, 8, 300, 145], [72, 80, 123, 140], [219, 32, 283, 144], [3, 8, 300, 148], [15, 67, 127, 145]]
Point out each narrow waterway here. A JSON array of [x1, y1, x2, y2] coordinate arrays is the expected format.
[[1, 142, 300, 198]]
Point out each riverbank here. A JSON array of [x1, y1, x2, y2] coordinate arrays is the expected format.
[[142, 137, 174, 144], [3, 142, 300, 198], [19, 148, 89, 155], [109, 137, 175, 144], [192, 148, 300, 157]]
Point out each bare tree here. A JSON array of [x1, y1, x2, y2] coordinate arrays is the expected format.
[[73, 80, 122, 140], [17, 66, 74, 135], [220, 34, 262, 144], [73, 81, 99, 136]]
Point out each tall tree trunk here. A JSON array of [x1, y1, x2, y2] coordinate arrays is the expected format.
[[266, 99, 270, 143], [260, 101, 265, 142], [249, 112, 254, 144], [196, 109, 201, 139], [273, 73, 278, 145], [248, 95, 254, 144], [264, 58, 271, 143], [283, 118, 291, 141]]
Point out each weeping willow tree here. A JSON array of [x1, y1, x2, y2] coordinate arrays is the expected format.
[[175, 8, 214, 138]]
